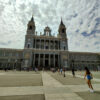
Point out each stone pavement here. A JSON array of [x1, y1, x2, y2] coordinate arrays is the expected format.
[[42, 72, 84, 100], [0, 72, 100, 100]]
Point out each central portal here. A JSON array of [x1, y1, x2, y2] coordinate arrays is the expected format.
[[32, 54, 60, 70]]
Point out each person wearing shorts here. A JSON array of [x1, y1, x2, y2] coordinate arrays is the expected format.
[[84, 67, 94, 93]]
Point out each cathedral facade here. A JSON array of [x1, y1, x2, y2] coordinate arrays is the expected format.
[[23, 16, 68, 69], [0, 16, 100, 70]]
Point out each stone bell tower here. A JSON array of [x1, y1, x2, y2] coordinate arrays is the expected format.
[[27, 15, 36, 35], [58, 18, 69, 68], [23, 15, 36, 68], [58, 18, 67, 38], [58, 18, 68, 50], [24, 15, 36, 49]]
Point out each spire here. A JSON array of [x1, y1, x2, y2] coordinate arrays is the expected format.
[[31, 14, 34, 22], [60, 17, 65, 26]]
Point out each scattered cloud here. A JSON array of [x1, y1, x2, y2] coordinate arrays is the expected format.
[[0, 0, 100, 52]]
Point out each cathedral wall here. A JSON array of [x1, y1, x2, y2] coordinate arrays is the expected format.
[[69, 52, 100, 70], [0, 48, 23, 70]]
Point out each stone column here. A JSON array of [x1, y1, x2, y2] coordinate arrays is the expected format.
[[33, 53, 35, 67], [58, 54, 60, 67], [49, 39, 50, 50], [41, 40, 42, 49], [44, 39, 45, 49], [45, 40, 46, 49], [54, 40, 55, 50], [59, 40, 60, 50], [54, 54, 55, 67], [38, 54, 40, 66], [55, 40, 56, 50], [33, 39, 34, 48], [58, 41, 59, 50], [59, 55, 61, 68], [35, 39, 36, 49], [49, 54, 50, 67], [39, 39, 41, 49], [43, 54, 45, 67]]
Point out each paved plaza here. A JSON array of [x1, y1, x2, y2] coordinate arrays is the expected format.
[[0, 71, 100, 100]]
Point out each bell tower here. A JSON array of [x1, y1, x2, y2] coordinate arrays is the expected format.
[[24, 15, 36, 49], [58, 18, 67, 38], [58, 18, 68, 50], [27, 15, 36, 35]]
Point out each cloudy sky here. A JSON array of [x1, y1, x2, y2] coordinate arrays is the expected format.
[[0, 0, 100, 52]]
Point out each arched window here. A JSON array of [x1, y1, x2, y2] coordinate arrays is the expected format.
[[62, 29, 65, 33], [29, 26, 32, 30], [27, 44, 30, 48]]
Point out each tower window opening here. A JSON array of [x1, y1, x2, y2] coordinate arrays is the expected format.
[[29, 26, 32, 30], [62, 29, 65, 33], [28, 44, 30, 48]]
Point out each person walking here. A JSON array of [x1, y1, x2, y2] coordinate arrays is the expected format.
[[84, 67, 94, 93], [60, 68, 63, 74], [58, 68, 60, 73], [72, 68, 75, 77]]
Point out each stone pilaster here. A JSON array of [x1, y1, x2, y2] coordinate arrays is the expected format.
[[38, 54, 40, 66]]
